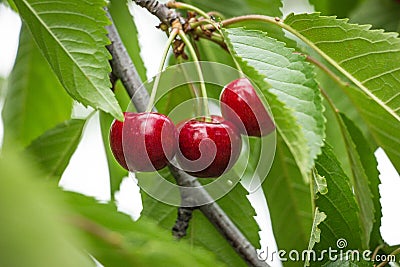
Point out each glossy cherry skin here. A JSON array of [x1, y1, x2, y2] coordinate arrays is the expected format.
[[109, 115, 128, 169], [176, 115, 242, 178], [220, 78, 275, 137], [110, 112, 178, 171]]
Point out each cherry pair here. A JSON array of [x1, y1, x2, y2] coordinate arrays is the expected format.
[[109, 78, 274, 178], [109, 112, 239, 177]]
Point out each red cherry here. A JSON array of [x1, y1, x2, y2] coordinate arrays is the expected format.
[[109, 116, 127, 170], [110, 112, 178, 171], [220, 78, 275, 137], [176, 115, 242, 178]]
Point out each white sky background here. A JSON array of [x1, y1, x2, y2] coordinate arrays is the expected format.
[[1, 1, 400, 265]]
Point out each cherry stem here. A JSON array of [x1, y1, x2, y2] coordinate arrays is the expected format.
[[145, 28, 179, 112], [170, 2, 245, 78], [178, 29, 210, 119], [170, 2, 223, 43], [177, 56, 202, 117], [207, 11, 225, 20], [169, 2, 213, 22], [189, 18, 215, 29]]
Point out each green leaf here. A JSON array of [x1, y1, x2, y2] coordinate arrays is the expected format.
[[323, 93, 380, 249], [307, 208, 327, 253], [140, 176, 259, 267], [109, 0, 147, 81], [328, 113, 375, 249], [25, 119, 86, 179], [340, 114, 382, 248], [313, 144, 363, 261], [187, 184, 260, 267], [309, 0, 362, 18], [99, 111, 128, 199], [224, 27, 325, 177], [64, 192, 225, 267], [13, 0, 123, 120], [249, 71, 311, 179], [0, 153, 94, 267], [319, 76, 369, 179], [313, 171, 328, 195], [262, 135, 313, 266], [284, 13, 400, 128], [350, 0, 400, 32], [346, 84, 400, 173], [2, 25, 72, 148]]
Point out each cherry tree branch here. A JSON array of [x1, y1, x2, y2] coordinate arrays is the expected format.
[[132, 0, 184, 25], [106, 7, 269, 267]]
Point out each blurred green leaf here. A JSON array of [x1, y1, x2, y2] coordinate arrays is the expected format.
[[2, 25, 72, 148], [64, 192, 225, 267], [1, 0, 18, 11], [139, 177, 259, 267], [182, 0, 247, 18], [262, 135, 313, 266], [312, 144, 363, 265], [225, 27, 325, 179], [25, 119, 86, 180], [0, 153, 94, 267], [322, 258, 371, 266], [350, 0, 400, 32], [99, 111, 128, 199], [186, 0, 275, 18], [99, 80, 130, 198], [231, 0, 296, 47], [0, 76, 5, 98], [154, 66, 196, 115], [109, 0, 147, 81], [13, 0, 123, 120], [181, 0, 293, 71], [309, 0, 363, 18]]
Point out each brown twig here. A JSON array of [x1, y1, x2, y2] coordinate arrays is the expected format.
[[132, 0, 184, 26], [172, 206, 194, 238]]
